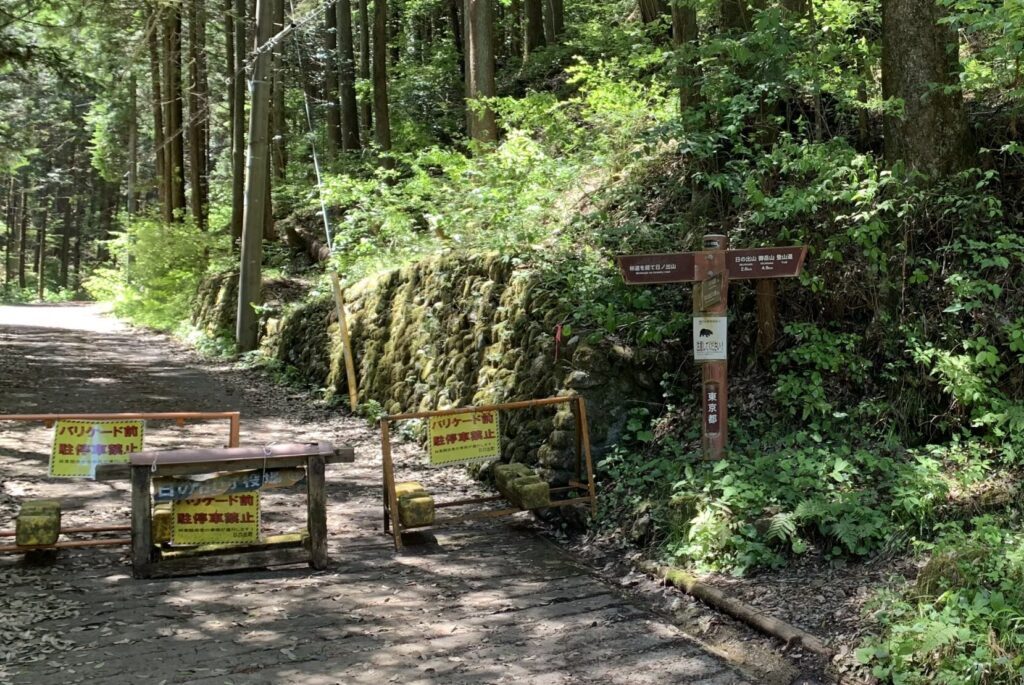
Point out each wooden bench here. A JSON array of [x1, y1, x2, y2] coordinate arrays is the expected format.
[[96, 442, 354, 578], [380, 396, 597, 551]]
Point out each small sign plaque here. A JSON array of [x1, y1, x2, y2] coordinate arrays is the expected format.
[[693, 316, 727, 361], [700, 274, 723, 310], [727, 246, 807, 279], [617, 253, 696, 284]]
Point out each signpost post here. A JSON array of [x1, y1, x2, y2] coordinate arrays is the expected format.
[[618, 235, 807, 460]]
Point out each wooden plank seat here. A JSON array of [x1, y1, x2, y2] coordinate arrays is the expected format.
[[96, 442, 354, 578]]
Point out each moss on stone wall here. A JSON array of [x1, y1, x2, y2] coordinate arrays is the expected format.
[[194, 253, 664, 481]]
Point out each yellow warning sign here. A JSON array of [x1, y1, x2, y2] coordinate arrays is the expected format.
[[427, 410, 501, 466], [49, 419, 145, 479], [172, 493, 261, 545]]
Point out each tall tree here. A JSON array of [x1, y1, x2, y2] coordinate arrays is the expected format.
[[148, 17, 167, 217], [163, 5, 187, 220], [881, 0, 971, 174], [373, 0, 393, 166], [465, 0, 497, 142], [188, 0, 210, 230], [35, 207, 47, 300], [359, 0, 372, 136], [230, 0, 247, 241], [3, 179, 16, 287], [127, 72, 138, 216], [237, 0, 277, 351], [670, 0, 700, 111], [18, 190, 28, 289], [524, 0, 544, 56], [337, 0, 361, 150], [324, 2, 343, 158]]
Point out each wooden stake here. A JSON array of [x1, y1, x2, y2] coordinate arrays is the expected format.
[[330, 272, 359, 411]]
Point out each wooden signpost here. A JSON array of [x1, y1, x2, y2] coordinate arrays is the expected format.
[[618, 235, 807, 460]]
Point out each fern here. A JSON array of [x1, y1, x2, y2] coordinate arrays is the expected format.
[[766, 512, 798, 543]]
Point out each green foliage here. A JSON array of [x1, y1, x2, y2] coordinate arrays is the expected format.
[[859, 518, 1024, 685], [84, 215, 229, 331]]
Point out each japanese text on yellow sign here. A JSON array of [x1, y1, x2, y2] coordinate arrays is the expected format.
[[172, 493, 260, 545], [49, 419, 145, 479], [427, 410, 500, 466]]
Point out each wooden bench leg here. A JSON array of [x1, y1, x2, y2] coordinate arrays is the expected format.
[[131, 465, 154, 579], [307, 454, 329, 569]]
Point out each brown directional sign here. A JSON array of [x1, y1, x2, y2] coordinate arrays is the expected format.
[[726, 246, 807, 280], [617, 253, 696, 284], [617, 237, 808, 461]]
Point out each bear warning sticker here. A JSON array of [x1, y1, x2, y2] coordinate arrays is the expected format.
[[693, 316, 728, 361]]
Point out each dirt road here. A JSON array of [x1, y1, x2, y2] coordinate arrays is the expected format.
[[0, 303, 806, 684]]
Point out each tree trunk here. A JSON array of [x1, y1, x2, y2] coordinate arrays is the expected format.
[[3, 179, 15, 287], [127, 73, 138, 215], [18, 191, 28, 289], [671, 2, 700, 111], [36, 208, 47, 301], [324, 2, 342, 158], [373, 0, 393, 167], [639, 0, 669, 23], [60, 192, 71, 290], [231, 0, 247, 242], [189, 0, 210, 230], [359, 0, 372, 136], [881, 0, 971, 175], [465, 0, 497, 143], [720, 0, 752, 32], [237, 0, 276, 352], [72, 194, 84, 290], [270, 0, 287, 182], [338, 0, 362, 150], [542, 0, 556, 45], [164, 7, 187, 220], [389, 1, 401, 66], [148, 20, 167, 219], [509, 0, 521, 58], [551, 0, 563, 35], [524, 0, 544, 55], [448, 0, 464, 75]]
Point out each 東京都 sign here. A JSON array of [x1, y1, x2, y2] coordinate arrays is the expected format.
[[427, 410, 501, 466]]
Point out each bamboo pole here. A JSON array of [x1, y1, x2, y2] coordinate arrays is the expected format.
[[329, 272, 359, 411]]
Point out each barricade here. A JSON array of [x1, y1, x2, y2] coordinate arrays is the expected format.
[[95, 442, 354, 578], [0, 411, 241, 554], [380, 396, 597, 550]]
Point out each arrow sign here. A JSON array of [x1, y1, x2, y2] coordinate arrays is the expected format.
[[616, 253, 696, 284], [726, 246, 807, 279]]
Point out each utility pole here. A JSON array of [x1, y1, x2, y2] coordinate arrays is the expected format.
[[236, 0, 275, 351]]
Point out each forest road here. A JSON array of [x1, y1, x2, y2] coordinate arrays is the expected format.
[[0, 303, 815, 685]]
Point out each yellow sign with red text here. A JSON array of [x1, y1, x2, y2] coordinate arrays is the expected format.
[[49, 419, 145, 478], [427, 410, 501, 466], [172, 493, 261, 545]]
